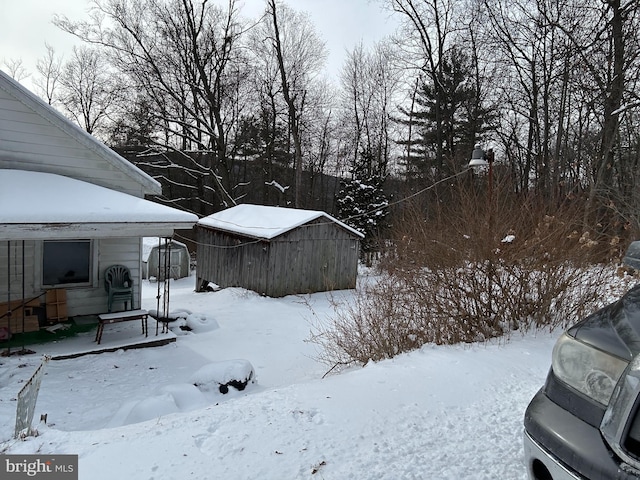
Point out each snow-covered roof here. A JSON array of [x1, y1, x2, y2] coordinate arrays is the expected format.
[[0, 169, 198, 240], [0, 69, 161, 196], [198, 204, 364, 240]]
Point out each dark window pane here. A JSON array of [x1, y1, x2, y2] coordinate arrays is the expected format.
[[43, 241, 91, 286]]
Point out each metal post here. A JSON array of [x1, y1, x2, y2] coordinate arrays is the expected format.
[[486, 148, 495, 326], [155, 237, 161, 326], [7, 242, 11, 352], [163, 238, 170, 318]]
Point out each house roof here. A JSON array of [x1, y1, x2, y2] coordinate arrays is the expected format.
[[198, 204, 364, 240], [0, 170, 198, 240], [0, 69, 161, 196]]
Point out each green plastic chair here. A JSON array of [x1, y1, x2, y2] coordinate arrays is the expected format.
[[104, 265, 134, 312]]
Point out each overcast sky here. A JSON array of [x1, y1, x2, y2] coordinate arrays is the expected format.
[[0, 0, 398, 86]]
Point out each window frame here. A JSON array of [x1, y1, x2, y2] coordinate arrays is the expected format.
[[39, 239, 97, 289]]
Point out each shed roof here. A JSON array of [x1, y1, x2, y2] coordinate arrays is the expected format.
[[198, 204, 364, 240], [0, 169, 198, 240]]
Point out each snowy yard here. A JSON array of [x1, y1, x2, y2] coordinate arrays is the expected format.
[[0, 272, 562, 479]]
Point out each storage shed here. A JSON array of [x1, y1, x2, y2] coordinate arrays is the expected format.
[[196, 204, 364, 297], [142, 238, 191, 281]]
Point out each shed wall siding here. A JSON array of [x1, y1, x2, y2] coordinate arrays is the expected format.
[[196, 218, 360, 297], [0, 237, 141, 317], [267, 220, 359, 296], [197, 229, 270, 294], [145, 242, 190, 280]]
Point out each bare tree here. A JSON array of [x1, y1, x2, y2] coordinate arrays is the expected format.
[[391, 0, 456, 167], [34, 44, 63, 106], [339, 39, 399, 179], [57, 46, 118, 136], [550, 0, 640, 229], [2, 58, 29, 82], [245, 11, 290, 205], [385, 0, 493, 179], [54, 0, 252, 213], [484, 0, 574, 196], [300, 78, 340, 211], [264, 0, 327, 207], [483, 0, 640, 232]]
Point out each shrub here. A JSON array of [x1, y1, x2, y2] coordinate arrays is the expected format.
[[310, 263, 623, 368], [310, 180, 637, 369]]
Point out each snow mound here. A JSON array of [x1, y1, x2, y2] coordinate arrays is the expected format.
[[182, 312, 219, 333], [157, 383, 208, 411], [123, 393, 180, 425], [191, 359, 256, 394], [108, 383, 209, 427], [148, 308, 219, 334]]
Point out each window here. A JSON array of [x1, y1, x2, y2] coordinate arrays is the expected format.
[[42, 240, 92, 287]]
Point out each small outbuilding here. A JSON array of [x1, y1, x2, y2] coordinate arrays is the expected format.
[[142, 238, 191, 281], [196, 204, 364, 297]]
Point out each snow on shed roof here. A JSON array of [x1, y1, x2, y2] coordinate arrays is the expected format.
[[198, 204, 364, 240], [0, 169, 198, 239]]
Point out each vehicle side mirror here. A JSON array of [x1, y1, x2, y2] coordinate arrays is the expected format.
[[623, 241, 640, 270]]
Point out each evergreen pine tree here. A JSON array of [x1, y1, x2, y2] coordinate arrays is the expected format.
[[336, 150, 389, 256], [395, 46, 494, 179]]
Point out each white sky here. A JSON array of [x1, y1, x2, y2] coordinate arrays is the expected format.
[[0, 0, 397, 85]]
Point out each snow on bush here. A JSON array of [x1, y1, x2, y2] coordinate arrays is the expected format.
[[182, 312, 220, 333], [190, 359, 255, 394]]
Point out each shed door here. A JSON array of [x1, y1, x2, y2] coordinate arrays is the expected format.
[[156, 250, 182, 280]]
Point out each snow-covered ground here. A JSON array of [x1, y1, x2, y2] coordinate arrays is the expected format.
[[0, 272, 565, 479]]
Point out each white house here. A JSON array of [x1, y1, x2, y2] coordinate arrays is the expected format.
[[0, 69, 198, 324]]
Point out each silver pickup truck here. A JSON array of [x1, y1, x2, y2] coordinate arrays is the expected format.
[[524, 241, 640, 479]]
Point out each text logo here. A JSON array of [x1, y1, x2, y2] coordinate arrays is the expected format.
[[2, 455, 78, 479]]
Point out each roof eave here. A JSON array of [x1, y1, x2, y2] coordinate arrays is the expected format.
[[196, 223, 270, 241], [0, 222, 197, 241], [196, 218, 364, 240]]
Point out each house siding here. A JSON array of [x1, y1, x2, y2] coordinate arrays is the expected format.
[[196, 218, 360, 297], [66, 237, 142, 316], [0, 237, 142, 318], [0, 240, 36, 302], [0, 86, 146, 197]]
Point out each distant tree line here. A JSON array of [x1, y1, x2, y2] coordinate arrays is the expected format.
[[5, 0, 640, 251]]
